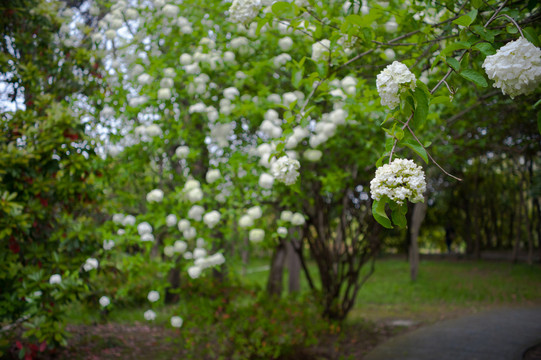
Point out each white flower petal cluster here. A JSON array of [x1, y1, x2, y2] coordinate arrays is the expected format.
[[249, 228, 265, 242], [166, 214, 177, 227], [312, 39, 330, 61], [482, 37, 541, 98], [229, 0, 261, 24], [206, 169, 221, 183], [370, 158, 426, 205], [49, 274, 62, 285], [144, 309, 156, 321], [277, 226, 288, 237], [147, 290, 160, 303], [271, 156, 300, 185], [203, 210, 221, 228], [123, 215, 136, 227], [239, 214, 254, 228], [290, 213, 305, 226], [259, 173, 274, 189], [83, 258, 99, 272], [177, 219, 191, 231], [170, 316, 183, 328], [188, 205, 205, 221], [141, 233, 155, 242], [103, 239, 115, 250], [146, 189, 164, 203], [303, 149, 322, 162], [164, 245, 175, 257], [376, 61, 416, 109], [278, 37, 293, 51], [188, 265, 202, 278], [162, 4, 179, 17], [137, 222, 153, 235], [246, 206, 262, 219], [99, 296, 110, 307], [175, 146, 189, 158]]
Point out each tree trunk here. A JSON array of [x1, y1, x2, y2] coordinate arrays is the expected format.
[[286, 238, 301, 293], [267, 240, 287, 296], [409, 202, 427, 282], [241, 236, 249, 277]]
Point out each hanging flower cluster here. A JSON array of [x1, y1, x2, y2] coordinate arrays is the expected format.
[[228, 0, 261, 24], [376, 61, 417, 109], [482, 37, 541, 98], [271, 156, 300, 185], [370, 159, 426, 205]]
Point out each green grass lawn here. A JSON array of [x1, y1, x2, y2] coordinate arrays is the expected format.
[[234, 257, 541, 323]]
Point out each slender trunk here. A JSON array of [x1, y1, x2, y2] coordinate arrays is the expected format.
[[241, 236, 249, 277], [286, 238, 301, 293], [512, 190, 523, 263], [409, 202, 427, 282], [267, 240, 287, 296]]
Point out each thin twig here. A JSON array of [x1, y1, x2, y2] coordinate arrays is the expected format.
[[484, 0, 509, 27], [497, 14, 525, 37]]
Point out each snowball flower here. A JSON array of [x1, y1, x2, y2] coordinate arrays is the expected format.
[[166, 214, 177, 227], [277, 227, 288, 237], [193, 248, 207, 259], [158, 88, 172, 100], [376, 61, 417, 109], [188, 265, 202, 279], [229, 0, 261, 24], [482, 37, 541, 98], [179, 53, 193, 65], [249, 228, 265, 243], [177, 219, 191, 232], [183, 227, 196, 240], [203, 210, 221, 228], [137, 73, 153, 85], [137, 222, 153, 235], [83, 258, 98, 272], [164, 245, 175, 257], [239, 214, 254, 228], [370, 158, 426, 205], [259, 173, 274, 189], [162, 4, 179, 17], [206, 169, 221, 183], [146, 189, 164, 203], [223, 87, 240, 100], [145, 124, 162, 137], [103, 239, 115, 251], [271, 156, 300, 185], [112, 213, 125, 224], [187, 187, 203, 202], [147, 290, 160, 303], [123, 215, 136, 226], [141, 233, 155, 242], [312, 39, 330, 61], [247, 206, 262, 220], [303, 149, 322, 162], [174, 240, 188, 253], [290, 212, 305, 226], [175, 146, 190, 158], [49, 274, 62, 285], [188, 205, 205, 221], [280, 210, 293, 222], [278, 37, 293, 51], [144, 309, 156, 321], [99, 296, 110, 307]]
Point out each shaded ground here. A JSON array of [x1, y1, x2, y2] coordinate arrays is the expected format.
[[364, 307, 541, 360], [40, 320, 409, 360]]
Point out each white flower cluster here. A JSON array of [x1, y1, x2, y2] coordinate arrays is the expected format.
[[146, 189, 164, 203], [138, 221, 155, 242], [249, 228, 265, 242], [83, 258, 99, 272], [203, 210, 221, 228], [49, 274, 62, 285], [280, 210, 305, 226], [229, 0, 261, 24], [312, 39, 330, 61], [271, 156, 300, 185], [99, 296, 110, 307], [260, 110, 283, 139], [482, 37, 541, 98], [376, 61, 417, 109], [171, 315, 183, 328], [144, 309, 156, 321], [370, 158, 426, 205], [184, 179, 203, 203], [147, 290, 160, 303], [238, 205, 262, 228]]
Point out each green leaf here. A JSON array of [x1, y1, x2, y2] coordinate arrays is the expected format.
[[412, 86, 429, 129], [472, 42, 496, 56], [471, 0, 483, 8], [271, 2, 295, 17], [446, 57, 460, 72], [430, 96, 451, 105], [440, 41, 471, 57], [372, 199, 392, 229], [391, 206, 407, 228], [452, 9, 478, 27], [471, 25, 495, 42], [459, 69, 488, 87], [402, 139, 429, 164], [523, 27, 540, 47], [292, 68, 303, 89]]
